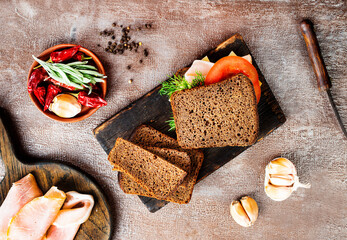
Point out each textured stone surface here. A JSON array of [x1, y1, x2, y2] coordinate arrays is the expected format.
[[0, 0, 346, 239]]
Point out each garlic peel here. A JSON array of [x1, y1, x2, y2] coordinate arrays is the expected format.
[[230, 196, 258, 227], [230, 201, 251, 227], [240, 196, 258, 224], [269, 174, 295, 186], [267, 157, 297, 175], [265, 157, 310, 201]]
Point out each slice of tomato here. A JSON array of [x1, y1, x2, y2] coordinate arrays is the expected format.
[[205, 56, 261, 103]]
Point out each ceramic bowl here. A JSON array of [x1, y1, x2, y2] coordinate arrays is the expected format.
[[27, 44, 107, 122]]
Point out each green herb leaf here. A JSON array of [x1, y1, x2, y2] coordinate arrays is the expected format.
[[160, 72, 205, 131], [66, 61, 89, 66], [32, 56, 106, 91], [159, 72, 205, 98], [166, 116, 176, 131]]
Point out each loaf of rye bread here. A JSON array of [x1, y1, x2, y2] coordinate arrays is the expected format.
[[108, 138, 187, 199], [118, 125, 204, 204], [170, 74, 259, 149]]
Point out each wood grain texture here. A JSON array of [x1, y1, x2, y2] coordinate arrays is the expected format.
[[0, 0, 346, 239], [0, 111, 112, 240], [94, 33, 286, 212]]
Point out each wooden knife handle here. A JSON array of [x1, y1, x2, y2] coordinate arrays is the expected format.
[[300, 19, 331, 91]]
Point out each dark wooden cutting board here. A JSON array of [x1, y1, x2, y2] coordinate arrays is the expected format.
[[93, 33, 286, 212], [0, 109, 112, 239]]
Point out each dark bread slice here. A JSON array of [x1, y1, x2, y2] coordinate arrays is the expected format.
[[145, 147, 191, 172], [119, 147, 191, 198], [108, 138, 187, 199], [118, 125, 204, 204], [170, 74, 259, 149], [112, 147, 191, 177]]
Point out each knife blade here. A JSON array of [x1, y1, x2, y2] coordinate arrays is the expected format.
[[300, 19, 347, 138]]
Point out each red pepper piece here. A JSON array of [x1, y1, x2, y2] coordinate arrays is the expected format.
[[72, 52, 83, 61], [72, 52, 91, 61], [49, 78, 76, 91], [33, 86, 46, 106], [90, 83, 101, 94], [44, 84, 62, 111], [50, 45, 80, 63], [78, 91, 107, 108], [28, 68, 48, 93]]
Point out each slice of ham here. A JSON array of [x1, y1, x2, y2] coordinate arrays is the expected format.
[[7, 186, 66, 240], [44, 191, 94, 240], [184, 60, 214, 83], [0, 173, 43, 240]]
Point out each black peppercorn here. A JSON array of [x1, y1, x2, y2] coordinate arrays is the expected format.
[[111, 35, 115, 39], [112, 22, 117, 27], [127, 65, 131, 70], [139, 59, 143, 63], [144, 49, 149, 57]]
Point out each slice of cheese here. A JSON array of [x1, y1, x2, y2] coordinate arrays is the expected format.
[[201, 56, 210, 62]]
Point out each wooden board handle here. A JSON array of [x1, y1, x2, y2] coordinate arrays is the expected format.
[[0, 112, 20, 178], [300, 19, 331, 91]]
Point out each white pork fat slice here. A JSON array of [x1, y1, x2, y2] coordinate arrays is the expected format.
[[184, 60, 214, 83]]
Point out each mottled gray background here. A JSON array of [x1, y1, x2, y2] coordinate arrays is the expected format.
[[0, 0, 346, 239]]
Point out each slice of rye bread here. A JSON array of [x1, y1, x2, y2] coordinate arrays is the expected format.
[[145, 147, 191, 172], [111, 147, 191, 175], [170, 74, 259, 149], [108, 138, 187, 199], [119, 147, 191, 197], [118, 125, 204, 204]]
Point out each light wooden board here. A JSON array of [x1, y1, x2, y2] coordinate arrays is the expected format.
[[0, 110, 112, 240]]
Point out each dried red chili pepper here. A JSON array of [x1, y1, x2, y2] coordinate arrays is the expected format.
[[72, 52, 92, 61], [49, 78, 76, 91], [33, 86, 46, 106], [50, 45, 80, 63], [77, 91, 107, 108], [90, 83, 101, 93], [28, 68, 48, 93], [44, 84, 62, 111]]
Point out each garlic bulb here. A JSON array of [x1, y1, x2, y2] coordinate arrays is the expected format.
[[230, 196, 258, 227], [49, 94, 82, 118], [264, 157, 310, 201]]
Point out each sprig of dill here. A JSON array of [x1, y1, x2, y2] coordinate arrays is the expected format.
[[160, 72, 205, 131], [159, 72, 205, 98], [166, 116, 176, 131]]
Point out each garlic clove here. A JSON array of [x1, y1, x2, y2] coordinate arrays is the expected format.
[[267, 157, 297, 175], [240, 196, 258, 224], [269, 174, 295, 186], [265, 183, 293, 201], [49, 94, 82, 118], [230, 200, 252, 227]]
